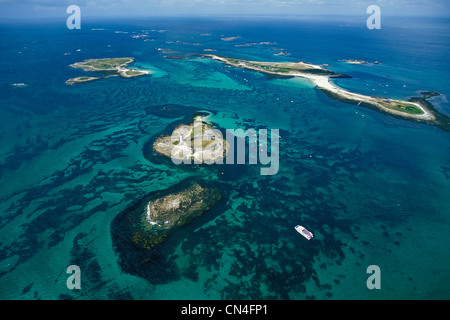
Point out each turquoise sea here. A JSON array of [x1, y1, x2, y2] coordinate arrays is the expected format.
[[0, 15, 449, 300]]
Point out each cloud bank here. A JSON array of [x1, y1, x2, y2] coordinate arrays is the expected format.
[[1, 0, 449, 19]]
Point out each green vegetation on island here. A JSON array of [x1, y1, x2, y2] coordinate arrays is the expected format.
[[82, 58, 131, 69], [65, 76, 102, 85], [201, 54, 450, 132], [378, 100, 424, 115], [66, 57, 149, 85], [208, 54, 347, 78], [153, 116, 229, 164]]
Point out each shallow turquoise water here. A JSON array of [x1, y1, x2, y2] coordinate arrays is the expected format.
[[0, 16, 449, 300]]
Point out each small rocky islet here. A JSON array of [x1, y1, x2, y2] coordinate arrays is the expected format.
[[126, 180, 222, 250]]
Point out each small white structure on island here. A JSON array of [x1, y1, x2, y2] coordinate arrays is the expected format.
[[179, 134, 184, 143]]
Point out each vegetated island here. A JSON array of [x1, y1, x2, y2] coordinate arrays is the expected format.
[[66, 57, 149, 85], [201, 54, 450, 132], [153, 114, 230, 164]]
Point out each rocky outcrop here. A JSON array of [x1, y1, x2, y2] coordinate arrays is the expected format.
[[129, 180, 221, 250]]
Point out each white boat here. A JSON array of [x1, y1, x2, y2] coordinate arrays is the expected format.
[[295, 225, 313, 240]]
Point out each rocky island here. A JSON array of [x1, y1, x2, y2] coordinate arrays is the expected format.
[[339, 59, 368, 64], [221, 36, 240, 41], [339, 59, 380, 65], [153, 115, 230, 164], [66, 57, 149, 85], [128, 180, 221, 250], [201, 54, 450, 132]]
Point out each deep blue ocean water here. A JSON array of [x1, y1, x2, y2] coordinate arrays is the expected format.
[[0, 15, 449, 299]]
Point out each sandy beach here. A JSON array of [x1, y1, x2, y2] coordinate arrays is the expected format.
[[303, 74, 436, 121], [205, 54, 436, 122]]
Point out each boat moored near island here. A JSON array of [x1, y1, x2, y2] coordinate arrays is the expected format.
[[295, 225, 314, 240]]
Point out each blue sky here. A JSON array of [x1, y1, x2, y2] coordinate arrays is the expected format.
[[1, 0, 449, 19]]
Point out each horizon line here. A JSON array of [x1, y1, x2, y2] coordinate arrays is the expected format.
[[2, 12, 450, 22]]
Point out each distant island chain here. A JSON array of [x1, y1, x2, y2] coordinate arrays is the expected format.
[[200, 54, 450, 132], [66, 55, 449, 132]]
